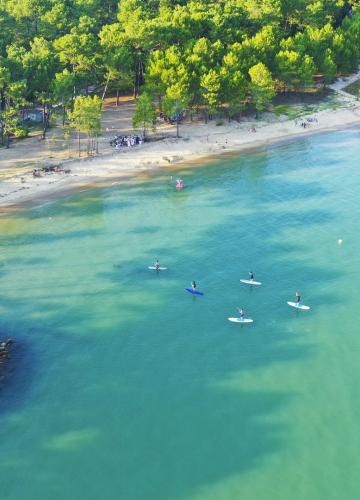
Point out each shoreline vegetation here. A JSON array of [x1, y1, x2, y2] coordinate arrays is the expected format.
[[2, 0, 360, 210], [1, 74, 360, 210]]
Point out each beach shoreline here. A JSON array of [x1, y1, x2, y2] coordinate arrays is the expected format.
[[1, 92, 360, 212]]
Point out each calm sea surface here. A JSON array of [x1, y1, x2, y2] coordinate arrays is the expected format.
[[1, 128, 360, 500]]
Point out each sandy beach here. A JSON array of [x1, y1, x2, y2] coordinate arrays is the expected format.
[[1, 76, 360, 210]]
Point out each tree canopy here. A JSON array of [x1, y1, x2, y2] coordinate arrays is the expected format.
[[1, 0, 360, 142]]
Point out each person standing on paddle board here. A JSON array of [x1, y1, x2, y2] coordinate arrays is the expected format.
[[249, 271, 254, 281], [154, 259, 160, 270], [237, 308, 245, 319], [296, 292, 301, 304], [191, 281, 197, 291]]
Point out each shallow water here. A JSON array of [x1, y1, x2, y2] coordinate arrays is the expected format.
[[1, 128, 360, 500]]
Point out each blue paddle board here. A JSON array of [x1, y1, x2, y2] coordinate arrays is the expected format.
[[185, 288, 204, 296]]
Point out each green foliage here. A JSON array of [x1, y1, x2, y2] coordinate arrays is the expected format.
[[68, 94, 102, 154], [52, 69, 75, 106], [200, 69, 221, 111], [321, 48, 337, 83], [162, 90, 188, 137], [69, 95, 102, 133], [249, 63, 276, 114], [132, 92, 156, 137], [0, 107, 23, 147], [0, 0, 360, 138], [276, 50, 315, 90], [13, 125, 28, 138]]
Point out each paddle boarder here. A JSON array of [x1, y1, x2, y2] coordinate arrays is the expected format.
[[191, 281, 197, 291], [154, 259, 160, 271], [296, 291, 301, 304], [249, 271, 254, 281], [237, 308, 245, 319]]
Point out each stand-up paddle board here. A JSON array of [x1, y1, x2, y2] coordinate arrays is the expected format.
[[148, 266, 167, 271], [240, 279, 262, 286], [185, 288, 204, 296], [287, 301, 310, 310], [228, 317, 253, 323]]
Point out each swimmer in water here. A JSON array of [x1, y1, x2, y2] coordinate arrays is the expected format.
[[249, 271, 254, 281], [191, 281, 197, 290]]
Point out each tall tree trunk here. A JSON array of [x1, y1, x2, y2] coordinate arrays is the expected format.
[[42, 103, 48, 140], [102, 74, 111, 101], [133, 69, 138, 99], [134, 61, 141, 98], [78, 128, 81, 157], [176, 119, 179, 138], [116, 89, 120, 106]]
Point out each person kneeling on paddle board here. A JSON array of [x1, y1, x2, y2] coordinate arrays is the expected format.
[[191, 281, 197, 290], [237, 308, 245, 319], [296, 292, 301, 304], [249, 271, 254, 281]]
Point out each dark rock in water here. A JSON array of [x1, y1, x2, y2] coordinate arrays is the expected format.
[[0, 339, 14, 360], [0, 340, 14, 389], [0, 338, 14, 350]]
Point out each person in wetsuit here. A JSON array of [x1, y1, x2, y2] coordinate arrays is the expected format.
[[249, 271, 254, 281], [296, 292, 301, 304], [191, 281, 197, 290], [154, 259, 160, 270]]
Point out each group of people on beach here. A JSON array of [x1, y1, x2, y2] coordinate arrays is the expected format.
[[110, 134, 144, 149], [159, 111, 185, 125], [295, 117, 318, 128]]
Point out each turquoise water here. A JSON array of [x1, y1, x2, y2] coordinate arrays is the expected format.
[[1, 129, 360, 500]]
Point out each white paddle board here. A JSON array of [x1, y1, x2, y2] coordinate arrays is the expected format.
[[240, 279, 262, 286], [148, 266, 167, 271], [287, 301, 310, 310], [228, 317, 253, 324]]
